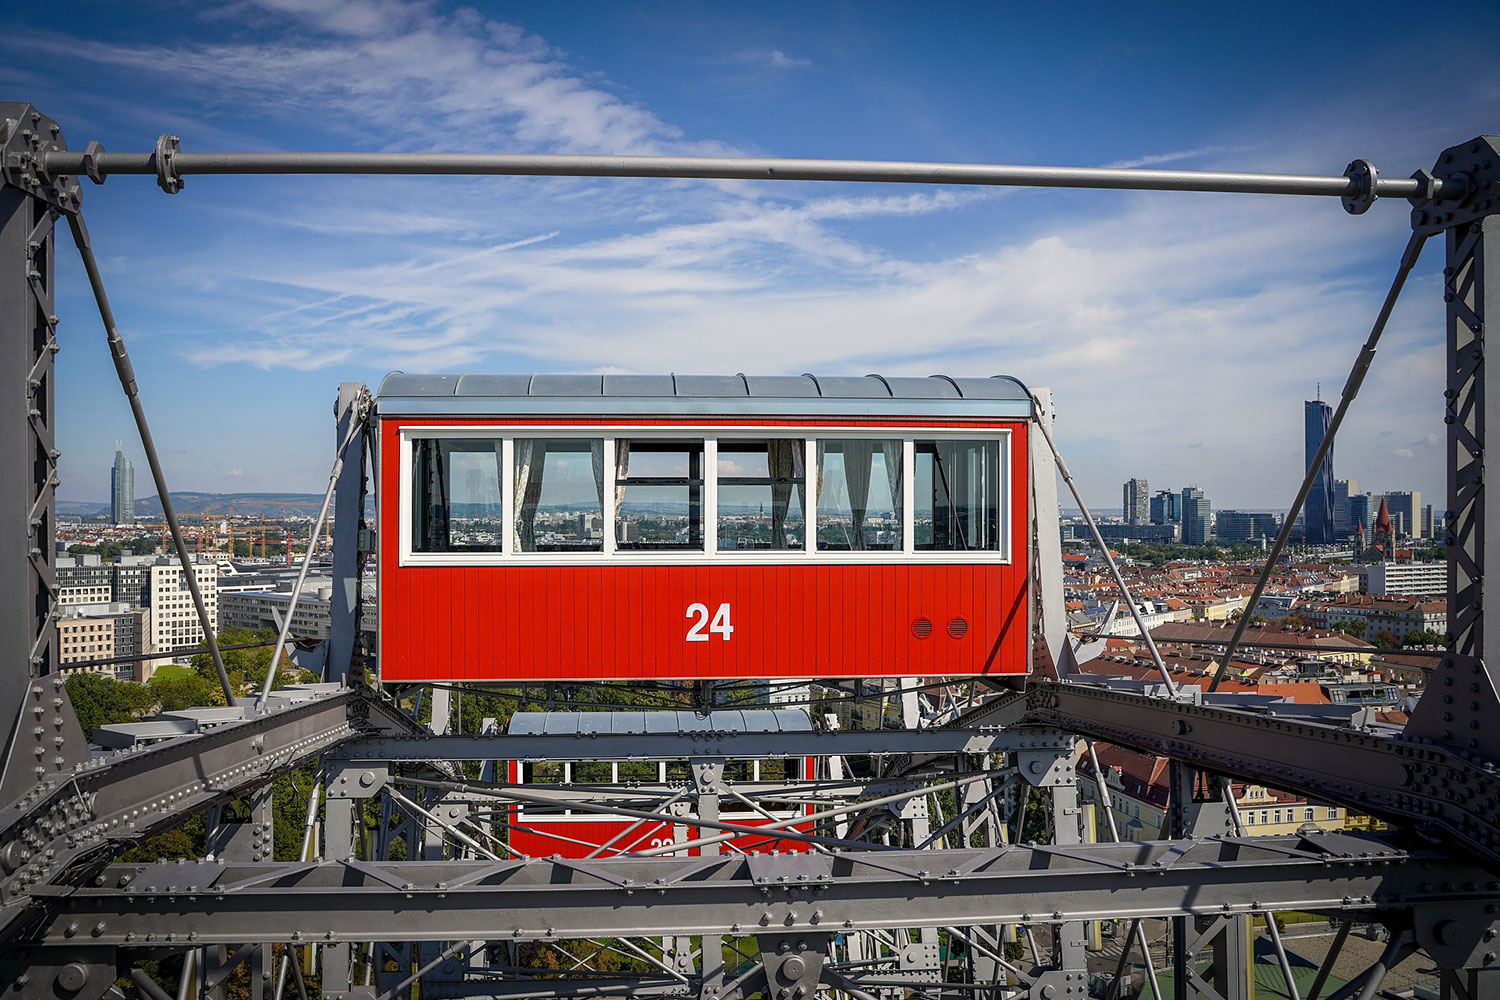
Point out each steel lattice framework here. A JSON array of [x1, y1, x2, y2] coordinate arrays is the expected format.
[[1, 102, 1498, 1000]]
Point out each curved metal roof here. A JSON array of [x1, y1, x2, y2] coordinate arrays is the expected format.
[[376, 372, 1033, 419], [507, 709, 814, 736]]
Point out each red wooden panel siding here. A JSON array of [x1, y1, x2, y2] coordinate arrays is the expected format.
[[378, 415, 1031, 681]]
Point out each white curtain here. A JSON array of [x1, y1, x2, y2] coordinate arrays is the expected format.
[[492, 441, 505, 520], [613, 440, 631, 536], [766, 439, 804, 549], [841, 439, 874, 551], [881, 439, 903, 545], [589, 440, 605, 511], [514, 439, 540, 551]]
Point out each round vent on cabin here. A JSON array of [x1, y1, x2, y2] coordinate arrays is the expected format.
[[911, 618, 933, 640], [947, 617, 969, 639]]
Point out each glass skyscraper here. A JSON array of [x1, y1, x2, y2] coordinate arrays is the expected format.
[[1181, 486, 1210, 546], [1304, 398, 1334, 544], [111, 444, 134, 525]]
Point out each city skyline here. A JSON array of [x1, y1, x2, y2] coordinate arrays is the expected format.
[[6, 3, 1496, 508]]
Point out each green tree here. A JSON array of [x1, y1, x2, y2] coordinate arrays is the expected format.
[[1332, 620, 1366, 639], [1372, 629, 1402, 649], [190, 626, 317, 696], [1401, 629, 1445, 647], [148, 672, 223, 712], [64, 672, 157, 739]]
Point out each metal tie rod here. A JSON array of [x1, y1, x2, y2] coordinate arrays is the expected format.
[[46, 145, 1447, 204], [65, 210, 236, 705], [1208, 229, 1429, 692]]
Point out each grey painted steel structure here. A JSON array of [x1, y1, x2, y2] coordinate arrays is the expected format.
[[2, 109, 1499, 999], [37, 147, 1443, 202], [25, 835, 1494, 945]]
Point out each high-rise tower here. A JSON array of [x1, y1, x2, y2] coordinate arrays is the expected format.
[[111, 443, 134, 526], [1304, 396, 1335, 544], [1181, 486, 1211, 546], [1122, 478, 1149, 525]]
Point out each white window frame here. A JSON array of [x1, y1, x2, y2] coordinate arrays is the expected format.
[[397, 424, 1012, 567]]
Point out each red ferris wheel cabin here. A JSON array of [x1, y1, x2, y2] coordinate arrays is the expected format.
[[375, 373, 1034, 683]]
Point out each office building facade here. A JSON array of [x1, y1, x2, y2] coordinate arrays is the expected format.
[[1304, 399, 1335, 544], [1215, 510, 1279, 543], [1181, 487, 1211, 546], [1333, 478, 1358, 538], [1366, 561, 1445, 598], [146, 559, 218, 675], [1149, 489, 1180, 526], [1122, 478, 1150, 525]]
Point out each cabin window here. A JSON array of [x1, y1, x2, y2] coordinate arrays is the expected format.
[[411, 438, 505, 552], [524, 761, 564, 785], [717, 439, 806, 550], [816, 439, 903, 550], [914, 439, 1001, 551], [615, 440, 705, 550], [513, 438, 605, 552], [573, 760, 613, 783], [618, 760, 660, 782]]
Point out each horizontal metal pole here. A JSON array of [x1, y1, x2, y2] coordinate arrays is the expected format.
[[42, 149, 1437, 199], [61, 635, 318, 671], [31, 833, 1493, 945], [330, 727, 1068, 762]]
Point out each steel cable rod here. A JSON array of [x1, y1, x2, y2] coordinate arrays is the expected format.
[[1086, 741, 1162, 997], [256, 406, 365, 708], [1207, 230, 1429, 692], [1220, 777, 1301, 1000], [64, 210, 235, 705], [398, 771, 995, 856], [1030, 407, 1182, 696], [62, 635, 319, 671], [44, 147, 1442, 202]]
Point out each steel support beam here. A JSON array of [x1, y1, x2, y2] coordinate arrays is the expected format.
[[0, 688, 420, 944], [28, 834, 1496, 946], [1023, 680, 1500, 865], [330, 726, 1066, 763], [328, 383, 370, 685], [0, 105, 90, 819], [1445, 210, 1499, 676]]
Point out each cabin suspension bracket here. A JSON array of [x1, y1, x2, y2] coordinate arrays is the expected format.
[[1411, 135, 1500, 237], [0, 104, 81, 213]]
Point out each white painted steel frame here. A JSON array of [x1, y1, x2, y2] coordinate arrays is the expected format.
[[396, 423, 1013, 568]]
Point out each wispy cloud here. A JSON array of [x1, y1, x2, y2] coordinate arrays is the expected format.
[[728, 48, 813, 70], [19, 0, 1495, 506], [1105, 144, 1246, 169], [14, 0, 737, 156]]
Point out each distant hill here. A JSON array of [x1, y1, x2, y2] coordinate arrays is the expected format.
[[86, 492, 329, 519]]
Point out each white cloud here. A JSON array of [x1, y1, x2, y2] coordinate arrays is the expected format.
[[17, 2, 737, 156], [21, 0, 1494, 507], [725, 47, 812, 71]]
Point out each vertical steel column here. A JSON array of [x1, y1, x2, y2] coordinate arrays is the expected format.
[[327, 383, 369, 684], [1446, 214, 1498, 677], [322, 768, 360, 997], [0, 105, 88, 813]]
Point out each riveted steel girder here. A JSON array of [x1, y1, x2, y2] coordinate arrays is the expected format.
[[29, 833, 1496, 947]]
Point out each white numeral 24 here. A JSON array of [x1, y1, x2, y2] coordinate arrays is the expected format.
[[685, 602, 734, 642]]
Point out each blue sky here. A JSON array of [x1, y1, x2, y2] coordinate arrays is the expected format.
[[4, 1, 1497, 510]]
